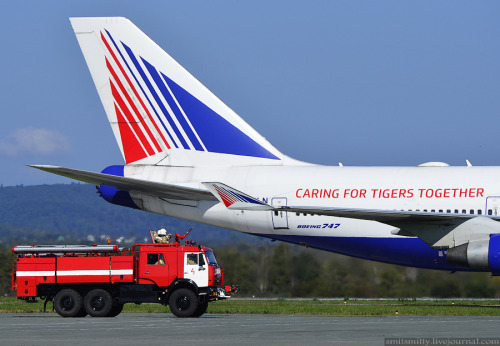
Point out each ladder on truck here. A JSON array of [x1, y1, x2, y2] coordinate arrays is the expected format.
[[12, 244, 120, 254]]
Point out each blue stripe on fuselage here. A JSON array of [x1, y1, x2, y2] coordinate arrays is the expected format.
[[258, 234, 480, 272]]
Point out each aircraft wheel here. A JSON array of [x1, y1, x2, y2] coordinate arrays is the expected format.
[[84, 289, 113, 317], [54, 289, 83, 318], [169, 288, 198, 317]]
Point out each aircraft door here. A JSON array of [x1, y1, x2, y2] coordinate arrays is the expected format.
[[272, 197, 289, 229], [486, 196, 500, 216]]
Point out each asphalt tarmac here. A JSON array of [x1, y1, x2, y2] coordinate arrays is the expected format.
[[1, 313, 499, 345]]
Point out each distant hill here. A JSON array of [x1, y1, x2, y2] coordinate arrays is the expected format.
[[0, 183, 261, 247]]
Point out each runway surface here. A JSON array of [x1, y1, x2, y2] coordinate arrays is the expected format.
[[1, 313, 499, 345]]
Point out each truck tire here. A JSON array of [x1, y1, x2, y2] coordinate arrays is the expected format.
[[54, 289, 83, 318], [106, 302, 124, 317], [75, 307, 88, 317], [169, 288, 199, 317], [192, 300, 209, 317], [84, 289, 113, 317]]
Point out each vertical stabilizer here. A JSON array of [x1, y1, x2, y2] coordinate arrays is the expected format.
[[70, 17, 284, 166]]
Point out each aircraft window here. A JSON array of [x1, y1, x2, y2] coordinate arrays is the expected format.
[[446, 209, 451, 213], [187, 253, 198, 265], [423, 209, 427, 212], [478, 210, 482, 215], [462, 210, 466, 214], [431, 209, 435, 212], [470, 210, 474, 214], [296, 212, 300, 216], [488, 209, 493, 216], [274, 211, 279, 216], [439, 209, 443, 213], [416, 209, 420, 212], [454, 209, 458, 213]]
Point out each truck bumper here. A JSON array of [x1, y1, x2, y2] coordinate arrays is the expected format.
[[201, 286, 236, 301]]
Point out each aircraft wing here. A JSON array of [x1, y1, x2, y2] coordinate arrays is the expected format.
[[279, 205, 477, 222], [29, 165, 218, 201]]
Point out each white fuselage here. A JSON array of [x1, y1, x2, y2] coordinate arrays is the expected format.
[[127, 164, 500, 239]]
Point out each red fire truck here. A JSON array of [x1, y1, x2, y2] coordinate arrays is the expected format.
[[11, 231, 236, 318]]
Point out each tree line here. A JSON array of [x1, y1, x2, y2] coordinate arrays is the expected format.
[[214, 242, 500, 298]]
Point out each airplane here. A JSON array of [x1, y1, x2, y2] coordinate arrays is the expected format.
[[32, 17, 500, 276]]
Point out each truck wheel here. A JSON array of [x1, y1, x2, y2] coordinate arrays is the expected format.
[[192, 301, 209, 317], [75, 306, 88, 317], [54, 289, 83, 318], [84, 289, 113, 317], [169, 288, 199, 317], [106, 302, 124, 317]]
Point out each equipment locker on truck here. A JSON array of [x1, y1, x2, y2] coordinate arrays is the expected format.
[[11, 231, 237, 318]]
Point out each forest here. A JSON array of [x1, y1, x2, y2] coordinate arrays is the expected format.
[[1, 183, 500, 298]]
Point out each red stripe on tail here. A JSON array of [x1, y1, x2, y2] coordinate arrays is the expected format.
[[106, 58, 162, 153], [101, 32, 171, 149], [110, 80, 155, 157], [114, 103, 148, 164]]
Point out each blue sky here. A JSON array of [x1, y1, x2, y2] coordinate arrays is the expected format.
[[1, 1, 499, 186]]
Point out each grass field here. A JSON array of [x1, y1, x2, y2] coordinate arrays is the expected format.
[[1, 297, 500, 316]]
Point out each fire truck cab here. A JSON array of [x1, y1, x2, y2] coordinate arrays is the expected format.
[[11, 233, 236, 318]]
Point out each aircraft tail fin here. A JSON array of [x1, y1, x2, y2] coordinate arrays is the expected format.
[[70, 17, 284, 166]]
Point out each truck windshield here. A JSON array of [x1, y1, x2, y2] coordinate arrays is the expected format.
[[205, 251, 218, 266]]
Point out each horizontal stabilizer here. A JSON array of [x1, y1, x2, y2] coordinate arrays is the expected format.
[[29, 165, 217, 201]]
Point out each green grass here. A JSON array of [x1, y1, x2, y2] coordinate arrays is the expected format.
[[207, 299, 500, 316], [2, 297, 500, 316]]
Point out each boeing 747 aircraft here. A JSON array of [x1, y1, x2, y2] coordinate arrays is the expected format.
[[32, 17, 500, 275]]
